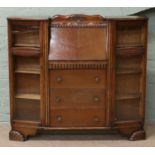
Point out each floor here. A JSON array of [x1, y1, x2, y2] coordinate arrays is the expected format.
[[0, 123, 155, 147]]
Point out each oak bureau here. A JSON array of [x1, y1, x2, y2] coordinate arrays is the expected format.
[[7, 15, 148, 141]]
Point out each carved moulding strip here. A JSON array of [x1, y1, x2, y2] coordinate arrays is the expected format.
[[51, 14, 106, 28], [51, 14, 104, 21], [49, 61, 108, 70], [51, 23, 107, 28]]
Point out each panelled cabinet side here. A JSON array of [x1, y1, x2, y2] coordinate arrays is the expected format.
[[39, 20, 49, 126], [8, 20, 14, 126], [141, 20, 148, 124], [113, 19, 148, 140], [106, 20, 117, 126], [8, 18, 49, 141]]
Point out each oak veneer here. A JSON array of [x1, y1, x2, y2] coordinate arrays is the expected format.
[[8, 15, 148, 141]]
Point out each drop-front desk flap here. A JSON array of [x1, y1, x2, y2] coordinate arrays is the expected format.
[[49, 14, 108, 61]]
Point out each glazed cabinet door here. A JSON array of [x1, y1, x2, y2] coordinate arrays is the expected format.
[[113, 20, 147, 123], [8, 19, 49, 127]]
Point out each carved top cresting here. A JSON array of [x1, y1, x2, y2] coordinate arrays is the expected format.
[[51, 14, 106, 28]]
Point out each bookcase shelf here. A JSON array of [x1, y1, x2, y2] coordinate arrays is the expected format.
[[116, 46, 144, 57], [15, 69, 40, 74], [13, 119, 40, 125], [12, 30, 39, 34], [12, 47, 40, 56], [116, 93, 141, 101], [116, 68, 142, 75], [15, 93, 40, 100]]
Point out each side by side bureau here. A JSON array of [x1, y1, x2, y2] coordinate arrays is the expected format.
[[7, 15, 148, 141]]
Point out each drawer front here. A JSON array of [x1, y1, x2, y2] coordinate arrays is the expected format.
[[50, 108, 105, 127], [50, 69, 106, 88], [50, 88, 106, 108]]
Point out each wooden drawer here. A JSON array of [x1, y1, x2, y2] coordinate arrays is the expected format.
[[50, 69, 107, 88], [50, 88, 106, 108], [50, 108, 105, 127]]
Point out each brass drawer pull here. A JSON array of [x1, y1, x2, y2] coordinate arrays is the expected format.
[[93, 96, 100, 102], [114, 117, 118, 121], [56, 77, 63, 83], [95, 76, 100, 83], [56, 115, 62, 122], [55, 96, 61, 103], [93, 117, 100, 123]]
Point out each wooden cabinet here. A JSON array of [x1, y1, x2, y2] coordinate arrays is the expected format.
[[8, 15, 148, 141]]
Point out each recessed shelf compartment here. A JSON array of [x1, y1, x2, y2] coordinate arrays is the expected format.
[[12, 47, 40, 56], [15, 74, 40, 95], [14, 56, 40, 73], [15, 93, 40, 100], [14, 98, 40, 121], [116, 55, 142, 71], [116, 24, 144, 46], [12, 25, 40, 48], [116, 99, 141, 121], [116, 74, 141, 95]]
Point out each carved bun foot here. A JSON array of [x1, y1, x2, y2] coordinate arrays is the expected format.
[[9, 130, 26, 141], [129, 130, 146, 141]]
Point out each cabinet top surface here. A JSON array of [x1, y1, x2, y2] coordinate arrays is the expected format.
[[7, 14, 148, 22], [7, 16, 49, 21]]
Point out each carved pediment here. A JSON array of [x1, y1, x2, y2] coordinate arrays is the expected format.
[[51, 14, 105, 28]]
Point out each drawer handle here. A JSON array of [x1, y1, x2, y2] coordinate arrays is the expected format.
[[55, 96, 61, 103], [56, 77, 63, 83], [93, 117, 100, 123], [114, 117, 118, 121], [95, 76, 100, 83], [93, 96, 100, 102], [56, 115, 62, 122]]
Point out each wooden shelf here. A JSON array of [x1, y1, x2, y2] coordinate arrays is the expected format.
[[12, 30, 39, 34], [12, 47, 40, 56], [116, 68, 142, 75], [15, 94, 40, 100], [116, 44, 144, 48], [13, 43, 40, 48], [116, 46, 144, 57], [116, 93, 141, 101], [13, 120, 40, 125], [15, 69, 40, 74]]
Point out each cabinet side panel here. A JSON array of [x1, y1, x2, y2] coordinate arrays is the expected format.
[[40, 20, 49, 126], [7, 19, 48, 127], [8, 20, 14, 125]]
